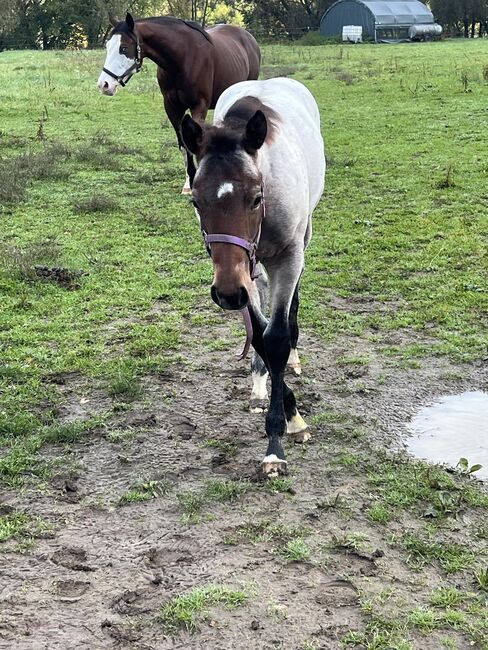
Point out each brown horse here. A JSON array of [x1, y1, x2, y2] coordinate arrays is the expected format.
[[97, 13, 261, 192]]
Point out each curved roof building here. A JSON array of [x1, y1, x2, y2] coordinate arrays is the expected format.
[[320, 0, 442, 43]]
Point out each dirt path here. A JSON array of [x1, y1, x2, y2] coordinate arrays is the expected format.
[[1, 328, 487, 649]]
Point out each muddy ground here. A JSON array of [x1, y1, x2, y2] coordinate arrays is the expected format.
[[1, 320, 487, 650]]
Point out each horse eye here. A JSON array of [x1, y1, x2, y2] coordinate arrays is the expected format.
[[120, 46, 128, 55], [252, 195, 262, 209]]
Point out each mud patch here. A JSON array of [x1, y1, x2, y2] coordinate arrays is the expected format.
[[1, 330, 487, 649]]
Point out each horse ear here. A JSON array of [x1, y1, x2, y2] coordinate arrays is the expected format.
[[242, 110, 267, 154], [108, 13, 118, 27], [181, 115, 204, 156], [126, 12, 135, 32]]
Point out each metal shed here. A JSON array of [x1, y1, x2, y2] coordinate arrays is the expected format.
[[319, 0, 442, 43]]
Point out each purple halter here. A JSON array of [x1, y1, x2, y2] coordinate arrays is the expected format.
[[202, 189, 265, 359]]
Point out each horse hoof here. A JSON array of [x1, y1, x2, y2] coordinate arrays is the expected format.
[[287, 349, 301, 376], [286, 411, 310, 443], [181, 186, 192, 195], [290, 427, 311, 444], [250, 398, 268, 414], [261, 455, 287, 478], [287, 362, 302, 377]]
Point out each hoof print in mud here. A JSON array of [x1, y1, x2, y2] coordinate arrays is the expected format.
[[53, 579, 91, 602], [51, 547, 96, 572], [261, 455, 288, 478]]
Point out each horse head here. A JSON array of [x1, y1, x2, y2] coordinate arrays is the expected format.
[[181, 110, 267, 312], [97, 13, 142, 96]]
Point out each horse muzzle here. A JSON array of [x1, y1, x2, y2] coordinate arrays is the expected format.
[[211, 285, 249, 311], [97, 78, 118, 96]]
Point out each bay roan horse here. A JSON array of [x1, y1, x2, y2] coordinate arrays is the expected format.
[[181, 78, 326, 477], [97, 13, 260, 193]]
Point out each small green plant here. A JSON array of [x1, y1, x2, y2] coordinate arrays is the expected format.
[[367, 502, 392, 524], [279, 537, 311, 562], [107, 360, 142, 401], [456, 457, 483, 476], [474, 567, 488, 592], [331, 532, 369, 552], [0, 511, 30, 543], [118, 479, 169, 505], [178, 479, 252, 522], [265, 477, 294, 493], [403, 533, 475, 574], [436, 165, 455, 189], [159, 584, 248, 632], [430, 587, 467, 608], [228, 520, 310, 546]]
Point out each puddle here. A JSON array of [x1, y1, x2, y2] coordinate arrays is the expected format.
[[406, 391, 488, 480]]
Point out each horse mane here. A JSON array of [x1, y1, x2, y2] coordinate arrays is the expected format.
[[111, 16, 212, 43]]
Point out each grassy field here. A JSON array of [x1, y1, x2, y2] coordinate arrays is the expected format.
[[0, 40, 487, 649]]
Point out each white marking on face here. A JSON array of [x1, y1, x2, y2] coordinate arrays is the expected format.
[[217, 182, 234, 199], [97, 34, 134, 95]]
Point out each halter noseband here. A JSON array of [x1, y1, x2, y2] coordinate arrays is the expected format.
[[103, 33, 142, 87], [201, 188, 265, 359], [201, 187, 265, 282]]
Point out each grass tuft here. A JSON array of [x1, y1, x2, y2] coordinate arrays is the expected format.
[[159, 584, 248, 632], [118, 479, 169, 505]]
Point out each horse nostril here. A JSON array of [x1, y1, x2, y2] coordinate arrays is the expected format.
[[211, 286, 249, 311], [103, 81, 109, 90], [239, 286, 249, 307]]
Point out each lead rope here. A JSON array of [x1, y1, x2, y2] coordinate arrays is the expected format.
[[237, 305, 253, 360]]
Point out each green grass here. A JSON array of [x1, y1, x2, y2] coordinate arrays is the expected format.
[[402, 532, 476, 574], [159, 584, 248, 632], [0, 42, 487, 486], [177, 479, 252, 522], [0, 511, 30, 543], [118, 478, 169, 505], [278, 537, 311, 562]]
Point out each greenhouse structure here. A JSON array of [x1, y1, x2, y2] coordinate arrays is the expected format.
[[319, 0, 442, 43]]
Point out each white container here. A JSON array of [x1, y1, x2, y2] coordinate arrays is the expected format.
[[342, 25, 363, 43]]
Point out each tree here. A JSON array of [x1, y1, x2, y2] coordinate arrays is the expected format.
[[430, 0, 488, 36], [235, 0, 335, 36]]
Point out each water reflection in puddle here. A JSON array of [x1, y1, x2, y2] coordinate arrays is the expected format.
[[406, 391, 488, 480]]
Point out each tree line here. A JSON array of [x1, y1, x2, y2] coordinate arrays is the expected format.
[[431, 0, 488, 37], [0, 0, 487, 50]]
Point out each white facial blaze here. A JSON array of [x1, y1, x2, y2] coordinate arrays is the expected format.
[[217, 182, 234, 199], [97, 34, 134, 94]]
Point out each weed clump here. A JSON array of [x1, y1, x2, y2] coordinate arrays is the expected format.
[[0, 143, 70, 204], [73, 195, 119, 213], [0, 239, 61, 282], [159, 584, 248, 632], [260, 65, 298, 79]]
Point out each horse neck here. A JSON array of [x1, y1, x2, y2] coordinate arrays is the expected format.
[[136, 19, 204, 73]]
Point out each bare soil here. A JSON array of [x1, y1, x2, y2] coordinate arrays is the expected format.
[[1, 326, 487, 650]]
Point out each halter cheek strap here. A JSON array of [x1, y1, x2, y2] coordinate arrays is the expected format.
[[103, 38, 142, 87], [201, 188, 265, 359]]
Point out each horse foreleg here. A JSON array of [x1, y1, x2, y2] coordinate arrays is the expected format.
[[287, 281, 302, 376], [250, 266, 269, 413], [163, 96, 191, 194], [250, 351, 268, 413]]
